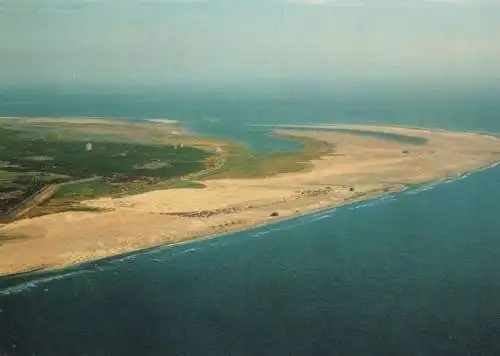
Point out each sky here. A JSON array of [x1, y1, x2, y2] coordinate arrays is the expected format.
[[1, 0, 499, 88]]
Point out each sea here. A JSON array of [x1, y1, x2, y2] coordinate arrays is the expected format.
[[1, 85, 500, 355]]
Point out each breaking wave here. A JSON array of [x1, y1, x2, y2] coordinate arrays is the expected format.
[[0, 270, 90, 296]]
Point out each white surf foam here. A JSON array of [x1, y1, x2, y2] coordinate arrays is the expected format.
[[180, 247, 201, 254], [309, 214, 331, 222], [346, 196, 392, 211], [251, 230, 272, 238], [403, 162, 500, 197], [405, 183, 439, 195], [0, 270, 90, 296], [113, 254, 138, 264]]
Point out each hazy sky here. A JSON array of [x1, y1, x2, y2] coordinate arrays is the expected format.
[[1, 0, 499, 87]]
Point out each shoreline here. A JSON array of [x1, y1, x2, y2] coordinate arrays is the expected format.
[[1, 159, 497, 283], [5, 185, 403, 277], [0, 184, 407, 280], [1, 124, 500, 276], [250, 122, 500, 137]]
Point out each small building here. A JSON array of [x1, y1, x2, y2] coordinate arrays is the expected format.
[[85, 142, 93, 151]]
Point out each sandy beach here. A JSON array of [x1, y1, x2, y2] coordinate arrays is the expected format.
[[1, 124, 500, 275]]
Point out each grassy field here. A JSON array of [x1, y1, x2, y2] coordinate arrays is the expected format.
[[0, 171, 20, 180], [0, 121, 212, 215], [200, 135, 332, 180], [0, 127, 209, 180], [55, 181, 112, 198], [286, 127, 428, 146]]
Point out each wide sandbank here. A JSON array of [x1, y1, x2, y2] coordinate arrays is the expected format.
[[1, 124, 500, 275]]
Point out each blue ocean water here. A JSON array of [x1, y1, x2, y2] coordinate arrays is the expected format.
[[1, 87, 500, 355], [1, 86, 499, 149]]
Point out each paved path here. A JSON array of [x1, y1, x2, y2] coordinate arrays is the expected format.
[[182, 152, 227, 181], [3, 184, 60, 221], [1, 176, 103, 221], [58, 176, 103, 186]]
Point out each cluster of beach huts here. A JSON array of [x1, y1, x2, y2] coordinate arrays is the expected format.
[[291, 186, 355, 200], [292, 187, 333, 199], [155, 186, 358, 220], [162, 205, 242, 218]]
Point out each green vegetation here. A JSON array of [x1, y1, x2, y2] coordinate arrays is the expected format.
[[115, 179, 206, 197], [0, 170, 19, 180], [0, 127, 209, 180], [55, 181, 112, 198], [161, 179, 206, 189], [0, 123, 212, 216], [201, 135, 332, 179], [286, 127, 428, 146]]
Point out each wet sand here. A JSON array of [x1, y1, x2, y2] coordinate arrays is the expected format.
[[1, 125, 500, 275]]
